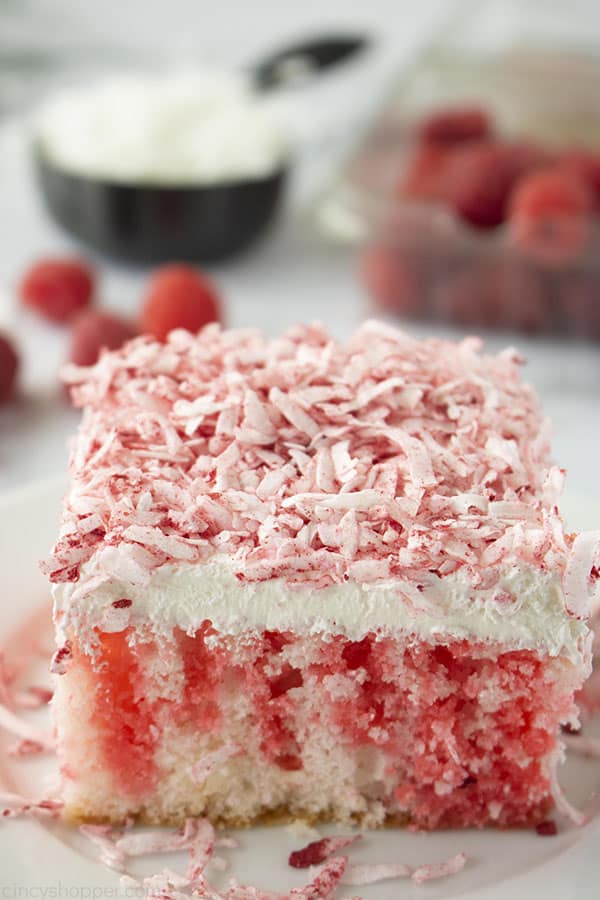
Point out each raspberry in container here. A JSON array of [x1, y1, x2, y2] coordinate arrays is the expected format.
[[316, 0, 600, 339]]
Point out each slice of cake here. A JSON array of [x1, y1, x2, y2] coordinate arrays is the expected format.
[[45, 321, 597, 828]]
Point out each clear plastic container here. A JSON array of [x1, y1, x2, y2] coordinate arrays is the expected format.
[[316, 0, 600, 339]]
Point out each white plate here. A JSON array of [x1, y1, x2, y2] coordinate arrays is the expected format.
[[0, 478, 599, 899]]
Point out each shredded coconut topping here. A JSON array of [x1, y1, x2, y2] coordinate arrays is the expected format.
[[288, 835, 359, 869], [13, 685, 53, 708], [341, 861, 412, 885], [1, 790, 63, 820], [80, 824, 127, 871], [0, 701, 54, 749], [549, 769, 588, 827], [411, 851, 468, 884], [7, 738, 46, 757], [289, 856, 347, 899], [44, 322, 597, 620]]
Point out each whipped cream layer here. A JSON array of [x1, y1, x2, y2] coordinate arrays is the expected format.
[[53, 557, 591, 666]]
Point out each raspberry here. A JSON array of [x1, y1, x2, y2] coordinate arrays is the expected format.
[[69, 310, 137, 366], [140, 265, 222, 342], [499, 141, 553, 178], [508, 167, 593, 266], [558, 273, 600, 339], [400, 144, 452, 200], [506, 269, 548, 333], [558, 149, 600, 209], [432, 261, 546, 333], [418, 105, 491, 145], [441, 142, 548, 230], [20, 258, 94, 323], [360, 246, 422, 316], [0, 332, 19, 403]]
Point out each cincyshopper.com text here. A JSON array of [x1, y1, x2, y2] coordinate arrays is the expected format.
[[1, 884, 147, 900]]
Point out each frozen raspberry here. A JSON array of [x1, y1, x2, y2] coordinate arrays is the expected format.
[[432, 261, 546, 333], [69, 310, 137, 367], [20, 258, 94, 323], [441, 142, 549, 230], [508, 167, 593, 266], [500, 141, 553, 178], [557, 273, 600, 340], [140, 265, 222, 342], [418, 105, 492, 145], [0, 332, 19, 403], [507, 271, 548, 333], [558, 149, 600, 209], [400, 144, 452, 200], [360, 245, 422, 316]]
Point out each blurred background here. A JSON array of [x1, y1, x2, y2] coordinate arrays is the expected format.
[[0, 0, 599, 499]]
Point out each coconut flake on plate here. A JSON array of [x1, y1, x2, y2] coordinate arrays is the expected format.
[[411, 851, 468, 884]]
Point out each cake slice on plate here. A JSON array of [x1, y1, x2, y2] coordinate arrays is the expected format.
[[45, 322, 597, 828]]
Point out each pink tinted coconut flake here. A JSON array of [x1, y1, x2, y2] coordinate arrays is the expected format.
[[289, 856, 348, 899], [412, 851, 468, 884], [289, 835, 360, 868], [341, 862, 412, 885], [44, 323, 599, 648]]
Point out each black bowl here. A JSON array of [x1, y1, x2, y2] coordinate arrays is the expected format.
[[34, 148, 287, 264]]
